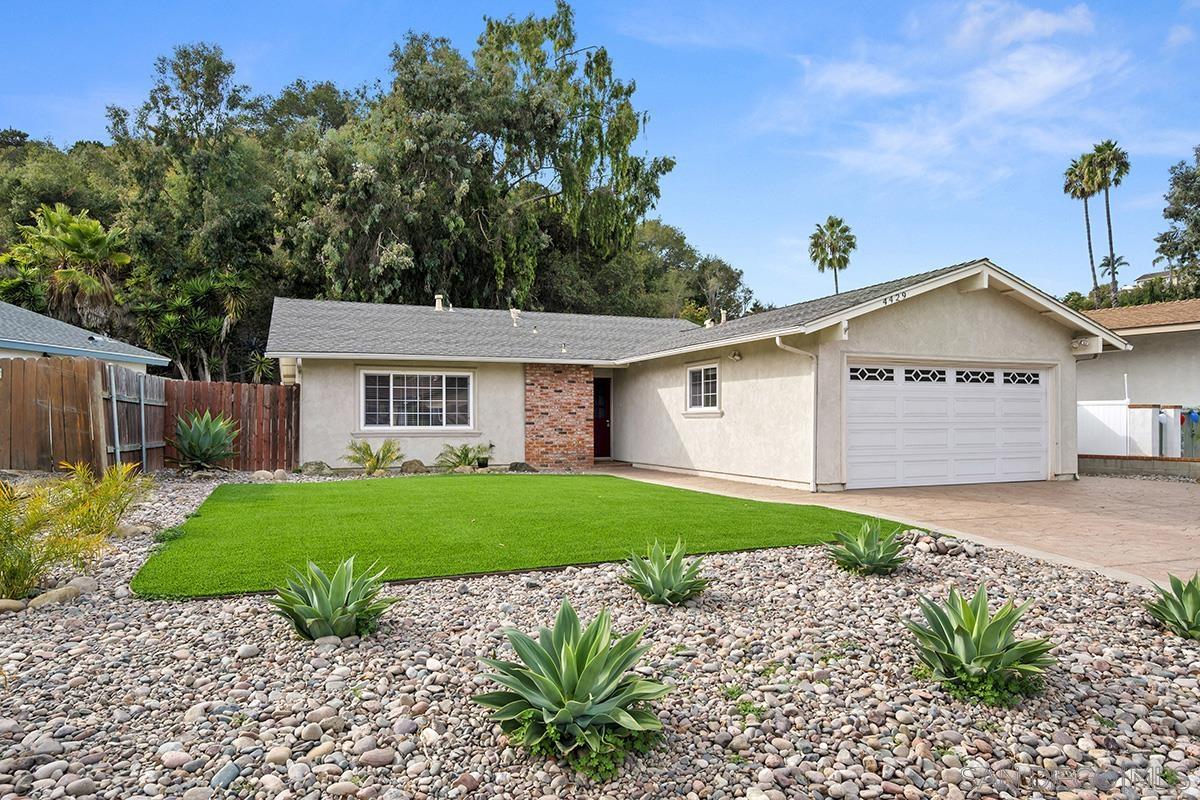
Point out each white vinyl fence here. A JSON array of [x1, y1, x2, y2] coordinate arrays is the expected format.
[[1078, 400, 1182, 457]]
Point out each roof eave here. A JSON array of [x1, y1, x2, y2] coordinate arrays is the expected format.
[[263, 350, 624, 367], [0, 338, 171, 366], [1102, 321, 1200, 337], [796, 259, 1131, 352]]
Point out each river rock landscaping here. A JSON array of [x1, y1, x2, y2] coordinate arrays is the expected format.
[[1, 475, 1198, 800]]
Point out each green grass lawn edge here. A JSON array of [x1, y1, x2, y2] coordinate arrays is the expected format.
[[131, 473, 897, 599]]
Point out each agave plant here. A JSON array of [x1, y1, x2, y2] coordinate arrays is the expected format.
[[170, 410, 238, 470], [907, 586, 1053, 704], [1147, 573, 1200, 640], [436, 443, 489, 469], [345, 439, 403, 476], [826, 519, 907, 575], [622, 540, 708, 605], [472, 599, 671, 780], [269, 557, 397, 640]]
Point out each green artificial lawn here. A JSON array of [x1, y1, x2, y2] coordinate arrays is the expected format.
[[131, 474, 884, 598]]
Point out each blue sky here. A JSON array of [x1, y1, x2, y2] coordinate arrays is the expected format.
[[3, 1, 1198, 307]]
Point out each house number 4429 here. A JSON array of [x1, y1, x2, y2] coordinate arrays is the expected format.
[[881, 291, 907, 305]]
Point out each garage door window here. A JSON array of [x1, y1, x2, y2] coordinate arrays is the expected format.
[[849, 366, 894, 382], [956, 369, 995, 384], [904, 368, 946, 383], [1003, 370, 1040, 385]]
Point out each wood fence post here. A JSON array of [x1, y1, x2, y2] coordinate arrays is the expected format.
[[107, 364, 121, 466], [138, 372, 147, 470]]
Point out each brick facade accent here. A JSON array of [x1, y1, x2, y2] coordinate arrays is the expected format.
[[524, 364, 594, 469]]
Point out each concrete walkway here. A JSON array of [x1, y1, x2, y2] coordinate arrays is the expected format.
[[593, 465, 1200, 586]]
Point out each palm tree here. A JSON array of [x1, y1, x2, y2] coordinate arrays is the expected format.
[[1098, 254, 1128, 284], [0, 203, 131, 328], [808, 215, 857, 294], [1063, 155, 1101, 303], [1090, 140, 1130, 306]]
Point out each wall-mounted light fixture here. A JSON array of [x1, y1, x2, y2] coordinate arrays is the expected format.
[[728, 350, 743, 362]]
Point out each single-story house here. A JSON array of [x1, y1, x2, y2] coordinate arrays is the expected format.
[[0, 301, 169, 372], [1078, 299, 1200, 406], [265, 258, 1128, 491]]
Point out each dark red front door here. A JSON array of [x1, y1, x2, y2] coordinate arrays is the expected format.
[[593, 377, 611, 458]]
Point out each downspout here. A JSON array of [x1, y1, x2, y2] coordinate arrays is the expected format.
[[775, 336, 819, 493]]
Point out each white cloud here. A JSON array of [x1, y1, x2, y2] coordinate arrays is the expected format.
[[806, 62, 914, 97], [743, 1, 1169, 190], [1165, 24, 1195, 49], [951, 1, 1094, 49], [963, 44, 1117, 115]]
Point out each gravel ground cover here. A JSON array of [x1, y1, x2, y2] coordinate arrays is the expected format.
[[1, 475, 1198, 800]]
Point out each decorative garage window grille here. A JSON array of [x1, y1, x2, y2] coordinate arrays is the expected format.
[[904, 368, 946, 383], [687, 364, 719, 410], [956, 370, 995, 384], [849, 367, 894, 382], [362, 371, 472, 428], [1003, 371, 1040, 385]]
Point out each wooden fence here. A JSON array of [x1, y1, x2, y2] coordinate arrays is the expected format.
[[164, 380, 300, 472], [0, 357, 107, 472], [102, 364, 167, 471], [0, 355, 298, 473]]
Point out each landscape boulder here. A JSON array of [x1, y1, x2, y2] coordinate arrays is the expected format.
[[0, 599, 26, 614], [300, 461, 335, 476], [27, 586, 82, 610], [508, 461, 538, 473], [451, 465, 476, 474], [400, 459, 428, 474], [251, 469, 274, 482], [272, 468, 288, 481]]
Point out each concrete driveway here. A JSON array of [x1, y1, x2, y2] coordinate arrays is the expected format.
[[595, 466, 1200, 586]]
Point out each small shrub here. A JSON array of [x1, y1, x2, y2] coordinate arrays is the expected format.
[[826, 519, 907, 575], [0, 462, 147, 599], [435, 443, 490, 470], [345, 439, 403, 476], [906, 585, 1053, 707], [472, 599, 671, 781], [621, 539, 708, 605], [1146, 573, 1200, 639], [171, 410, 238, 469], [269, 556, 397, 640]]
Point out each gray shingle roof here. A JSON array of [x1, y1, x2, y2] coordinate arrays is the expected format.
[[266, 298, 700, 362], [0, 301, 169, 365], [265, 259, 986, 363]]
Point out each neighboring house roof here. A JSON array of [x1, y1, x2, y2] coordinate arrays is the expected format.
[[266, 258, 1129, 365], [1133, 270, 1171, 283], [0, 301, 170, 366], [1084, 298, 1200, 335]]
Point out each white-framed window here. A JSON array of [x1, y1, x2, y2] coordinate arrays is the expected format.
[[686, 363, 719, 410], [360, 369, 473, 429]]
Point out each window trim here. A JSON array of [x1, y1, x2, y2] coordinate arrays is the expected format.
[[358, 367, 475, 431], [685, 362, 720, 412]]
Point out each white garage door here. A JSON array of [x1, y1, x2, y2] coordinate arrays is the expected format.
[[845, 364, 1048, 489]]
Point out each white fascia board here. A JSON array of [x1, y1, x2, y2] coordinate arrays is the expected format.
[[615, 326, 811, 365], [263, 350, 625, 367], [1108, 322, 1200, 336], [0, 337, 170, 366], [799, 260, 1131, 352]]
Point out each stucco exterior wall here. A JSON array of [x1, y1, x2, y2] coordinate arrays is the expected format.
[[814, 284, 1080, 489], [611, 336, 815, 488], [297, 358, 525, 468], [1076, 330, 1200, 405]]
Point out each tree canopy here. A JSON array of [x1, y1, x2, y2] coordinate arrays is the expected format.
[[0, 3, 758, 380]]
